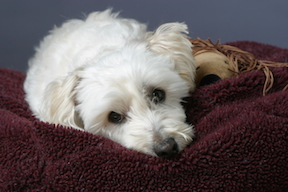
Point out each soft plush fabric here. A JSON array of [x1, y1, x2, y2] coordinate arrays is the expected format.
[[0, 41, 287, 191]]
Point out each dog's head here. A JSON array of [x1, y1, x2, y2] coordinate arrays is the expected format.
[[43, 23, 196, 158]]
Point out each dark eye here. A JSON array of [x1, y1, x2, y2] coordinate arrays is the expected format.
[[152, 88, 166, 104], [108, 111, 124, 124]]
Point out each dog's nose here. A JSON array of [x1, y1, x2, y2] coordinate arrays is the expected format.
[[154, 138, 179, 158]]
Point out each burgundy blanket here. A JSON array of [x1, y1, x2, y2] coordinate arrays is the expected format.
[[0, 41, 288, 191]]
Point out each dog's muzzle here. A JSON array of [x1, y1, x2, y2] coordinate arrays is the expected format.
[[154, 137, 179, 158]]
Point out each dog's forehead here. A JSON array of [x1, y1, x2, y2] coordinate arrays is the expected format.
[[97, 46, 175, 71], [88, 61, 189, 102], [108, 68, 174, 95], [79, 48, 190, 107]]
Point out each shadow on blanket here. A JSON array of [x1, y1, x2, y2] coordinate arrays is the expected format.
[[0, 41, 288, 191]]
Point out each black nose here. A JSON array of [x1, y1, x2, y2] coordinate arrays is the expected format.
[[199, 74, 221, 87], [154, 138, 179, 158]]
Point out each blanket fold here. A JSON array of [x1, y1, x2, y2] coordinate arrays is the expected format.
[[0, 41, 288, 191]]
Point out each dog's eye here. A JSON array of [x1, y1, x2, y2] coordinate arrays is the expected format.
[[152, 88, 166, 104], [108, 111, 124, 124]]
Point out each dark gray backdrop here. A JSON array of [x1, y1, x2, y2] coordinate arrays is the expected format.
[[1, 0, 287, 73]]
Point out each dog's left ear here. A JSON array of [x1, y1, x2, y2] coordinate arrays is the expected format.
[[41, 72, 84, 129], [145, 23, 196, 91]]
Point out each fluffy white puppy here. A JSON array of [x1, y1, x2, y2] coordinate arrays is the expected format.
[[24, 9, 196, 158]]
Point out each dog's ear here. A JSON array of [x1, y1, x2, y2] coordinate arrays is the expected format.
[[41, 73, 84, 129], [145, 23, 196, 91]]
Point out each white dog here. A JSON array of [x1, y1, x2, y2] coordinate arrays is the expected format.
[[24, 9, 196, 158]]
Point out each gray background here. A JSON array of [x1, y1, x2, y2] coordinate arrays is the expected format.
[[1, 0, 288, 73]]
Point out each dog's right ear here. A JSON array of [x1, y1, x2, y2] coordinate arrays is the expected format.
[[41, 73, 83, 129]]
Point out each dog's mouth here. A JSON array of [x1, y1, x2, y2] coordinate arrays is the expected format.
[[153, 137, 179, 158]]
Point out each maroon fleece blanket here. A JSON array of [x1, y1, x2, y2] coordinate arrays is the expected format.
[[0, 41, 288, 191]]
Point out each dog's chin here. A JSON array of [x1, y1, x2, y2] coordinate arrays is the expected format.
[[129, 126, 194, 158], [120, 128, 194, 158], [90, 115, 194, 158]]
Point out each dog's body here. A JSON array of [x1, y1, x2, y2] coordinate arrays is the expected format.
[[24, 9, 196, 158]]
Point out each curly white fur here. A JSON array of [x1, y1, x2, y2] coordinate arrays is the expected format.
[[24, 9, 196, 158]]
